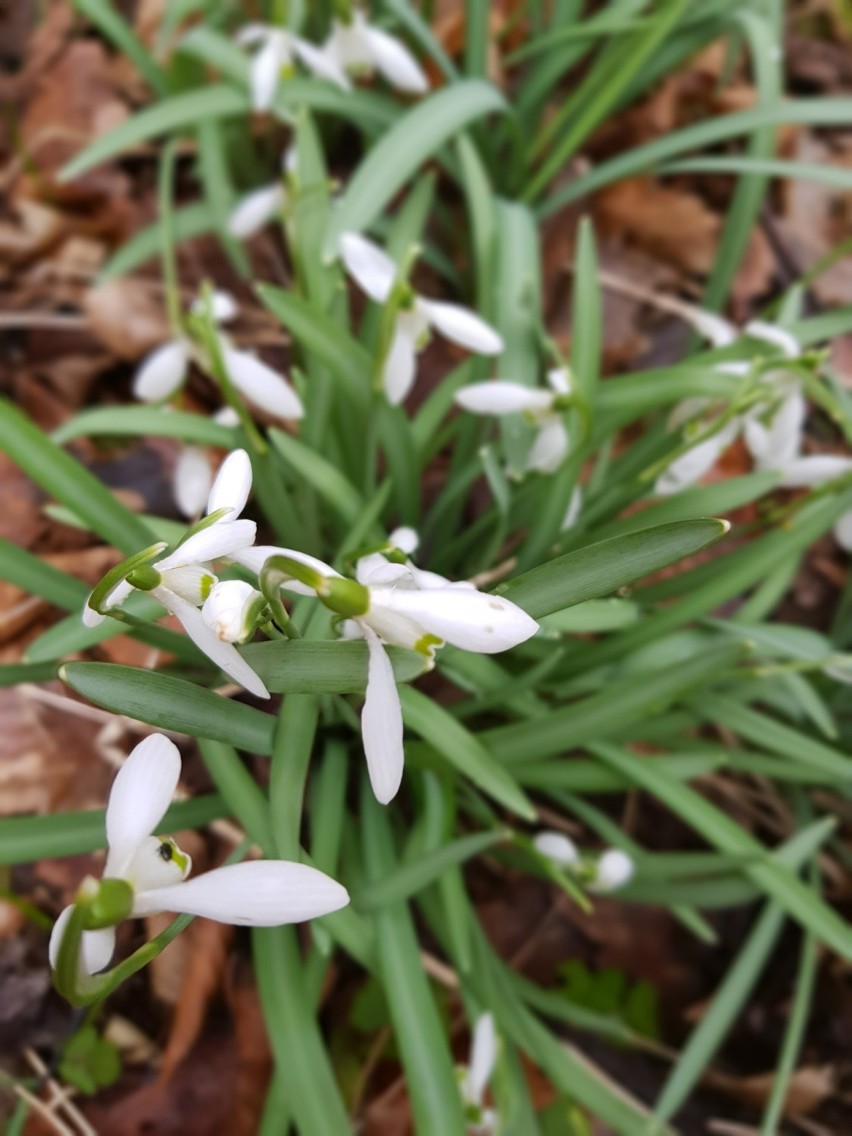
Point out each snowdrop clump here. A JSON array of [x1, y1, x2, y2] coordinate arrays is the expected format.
[[49, 734, 348, 990], [455, 368, 573, 475], [340, 232, 504, 404], [236, 536, 538, 804], [533, 831, 635, 893], [134, 289, 303, 422], [83, 450, 270, 699]]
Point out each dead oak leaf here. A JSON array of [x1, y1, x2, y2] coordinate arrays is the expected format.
[[594, 178, 719, 276]]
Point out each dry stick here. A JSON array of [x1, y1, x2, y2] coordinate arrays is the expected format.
[[24, 1049, 97, 1136], [0, 314, 88, 330], [12, 1085, 76, 1136]]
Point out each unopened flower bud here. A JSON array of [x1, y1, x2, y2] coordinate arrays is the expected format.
[[590, 849, 634, 893], [202, 580, 264, 643]]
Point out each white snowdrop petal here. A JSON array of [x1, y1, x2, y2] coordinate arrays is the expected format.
[[834, 510, 852, 552], [419, 299, 503, 354], [291, 34, 351, 89], [467, 1013, 498, 1106], [174, 446, 213, 519], [406, 564, 458, 591], [389, 526, 419, 555], [546, 367, 572, 395], [202, 580, 262, 643], [744, 320, 801, 359], [49, 907, 116, 976], [82, 603, 106, 628], [690, 309, 738, 348], [364, 25, 429, 93], [132, 860, 349, 924], [654, 428, 735, 496], [104, 734, 182, 879], [527, 419, 569, 474], [324, 17, 371, 70], [235, 23, 270, 47], [561, 485, 583, 532], [339, 232, 397, 301], [742, 417, 772, 466], [591, 849, 634, 892], [250, 34, 287, 112], [223, 348, 304, 420], [778, 455, 852, 489], [455, 381, 553, 416], [125, 836, 190, 892], [157, 565, 216, 607], [759, 391, 806, 470], [362, 630, 405, 805], [374, 587, 538, 654], [133, 340, 189, 403], [233, 544, 340, 582], [532, 831, 579, 867], [228, 183, 286, 239], [166, 591, 270, 699], [213, 405, 241, 427], [383, 320, 418, 404], [190, 290, 239, 323], [156, 518, 257, 571], [207, 448, 253, 518]]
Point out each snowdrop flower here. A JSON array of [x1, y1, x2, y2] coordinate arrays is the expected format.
[[202, 580, 266, 644], [455, 369, 572, 474], [532, 831, 579, 867], [49, 734, 349, 980], [236, 23, 349, 112], [324, 9, 428, 94], [459, 1013, 499, 1135], [134, 289, 303, 421], [228, 148, 297, 240], [655, 316, 805, 495], [340, 232, 503, 404], [83, 451, 269, 699], [771, 454, 852, 551], [589, 849, 634, 893], [245, 545, 538, 804]]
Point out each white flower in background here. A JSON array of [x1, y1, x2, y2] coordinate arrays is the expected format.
[[772, 454, 852, 552], [561, 484, 583, 531], [339, 232, 503, 404], [236, 23, 349, 112], [459, 1012, 499, 1135], [589, 848, 635, 893], [533, 831, 634, 893], [455, 369, 572, 474], [240, 544, 538, 804], [532, 830, 579, 867], [49, 735, 349, 977], [134, 289, 303, 422], [134, 291, 237, 404], [173, 445, 213, 519], [655, 320, 804, 496], [324, 10, 428, 94], [83, 451, 269, 699], [228, 148, 297, 240]]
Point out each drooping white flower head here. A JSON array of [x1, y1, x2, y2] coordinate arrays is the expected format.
[[134, 292, 239, 405], [202, 579, 264, 644], [590, 848, 634, 893], [324, 10, 428, 94], [221, 346, 304, 421], [455, 367, 572, 475], [245, 545, 538, 804], [228, 148, 296, 240], [532, 831, 579, 867], [83, 450, 269, 699], [459, 1012, 499, 1134], [236, 23, 349, 112], [49, 735, 349, 977], [340, 232, 503, 404]]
